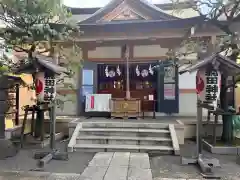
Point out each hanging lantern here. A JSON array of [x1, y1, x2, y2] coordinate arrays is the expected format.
[[35, 72, 56, 103], [196, 68, 221, 109]]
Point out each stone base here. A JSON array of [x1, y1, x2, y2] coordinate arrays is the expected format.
[[181, 154, 221, 178], [23, 132, 64, 148], [0, 139, 18, 159], [202, 139, 239, 155]]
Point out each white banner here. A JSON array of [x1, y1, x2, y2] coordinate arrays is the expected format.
[[85, 94, 112, 112]]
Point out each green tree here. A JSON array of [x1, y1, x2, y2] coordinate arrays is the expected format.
[[0, 0, 81, 110]]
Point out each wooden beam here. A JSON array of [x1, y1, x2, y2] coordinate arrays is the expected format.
[[82, 48, 88, 60], [87, 56, 167, 62]]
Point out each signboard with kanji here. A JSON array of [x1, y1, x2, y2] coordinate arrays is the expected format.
[[196, 68, 221, 108]]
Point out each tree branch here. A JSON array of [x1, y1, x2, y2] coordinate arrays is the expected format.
[[13, 46, 29, 53]]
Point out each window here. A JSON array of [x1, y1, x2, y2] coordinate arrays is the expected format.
[[82, 70, 93, 85], [81, 70, 94, 100]]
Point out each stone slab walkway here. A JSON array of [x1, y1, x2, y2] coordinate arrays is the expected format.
[[80, 152, 152, 180]]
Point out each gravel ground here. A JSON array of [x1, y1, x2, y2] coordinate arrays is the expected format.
[[0, 141, 94, 174], [150, 140, 240, 180]]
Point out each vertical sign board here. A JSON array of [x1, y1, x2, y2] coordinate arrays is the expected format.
[[157, 63, 179, 114], [164, 84, 176, 100], [196, 68, 221, 109], [164, 66, 175, 83]]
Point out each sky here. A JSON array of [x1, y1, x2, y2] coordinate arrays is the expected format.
[[63, 0, 167, 8]]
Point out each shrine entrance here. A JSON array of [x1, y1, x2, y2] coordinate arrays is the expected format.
[[73, 0, 200, 117], [96, 62, 179, 114]]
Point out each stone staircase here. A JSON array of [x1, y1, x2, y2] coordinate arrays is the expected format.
[[68, 121, 180, 155]]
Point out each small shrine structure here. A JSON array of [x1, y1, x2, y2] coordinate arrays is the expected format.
[[180, 53, 240, 178], [15, 53, 69, 167]]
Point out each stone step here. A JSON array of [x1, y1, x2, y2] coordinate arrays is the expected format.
[[76, 135, 172, 146], [73, 144, 174, 154], [79, 128, 170, 137], [82, 122, 170, 129]]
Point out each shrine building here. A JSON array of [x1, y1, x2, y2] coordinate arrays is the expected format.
[[62, 0, 228, 117]]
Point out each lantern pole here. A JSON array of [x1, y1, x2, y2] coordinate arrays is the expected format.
[[49, 99, 56, 150], [196, 100, 203, 156]]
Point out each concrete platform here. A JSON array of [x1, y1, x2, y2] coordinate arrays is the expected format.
[[81, 152, 153, 180]]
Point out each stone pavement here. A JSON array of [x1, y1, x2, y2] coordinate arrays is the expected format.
[[81, 152, 152, 180], [0, 172, 207, 180], [0, 152, 152, 180]]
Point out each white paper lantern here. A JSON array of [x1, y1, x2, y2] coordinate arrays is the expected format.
[[35, 72, 56, 102], [196, 68, 221, 109], [35, 72, 45, 102]]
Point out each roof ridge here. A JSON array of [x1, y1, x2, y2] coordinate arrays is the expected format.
[[79, 0, 179, 24], [80, 0, 121, 23], [139, 0, 179, 18]]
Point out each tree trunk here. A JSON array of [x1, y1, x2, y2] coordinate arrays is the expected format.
[[221, 75, 234, 143]]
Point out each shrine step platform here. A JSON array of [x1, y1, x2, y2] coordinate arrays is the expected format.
[[68, 121, 180, 155]]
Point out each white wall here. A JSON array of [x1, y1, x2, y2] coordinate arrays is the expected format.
[[134, 45, 169, 58], [88, 47, 121, 58], [179, 70, 196, 89], [178, 66, 208, 116]]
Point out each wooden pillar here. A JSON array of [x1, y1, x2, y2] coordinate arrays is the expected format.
[[125, 45, 130, 99], [77, 47, 87, 116]]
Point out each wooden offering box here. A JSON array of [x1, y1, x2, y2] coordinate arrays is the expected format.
[[111, 98, 141, 119]]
